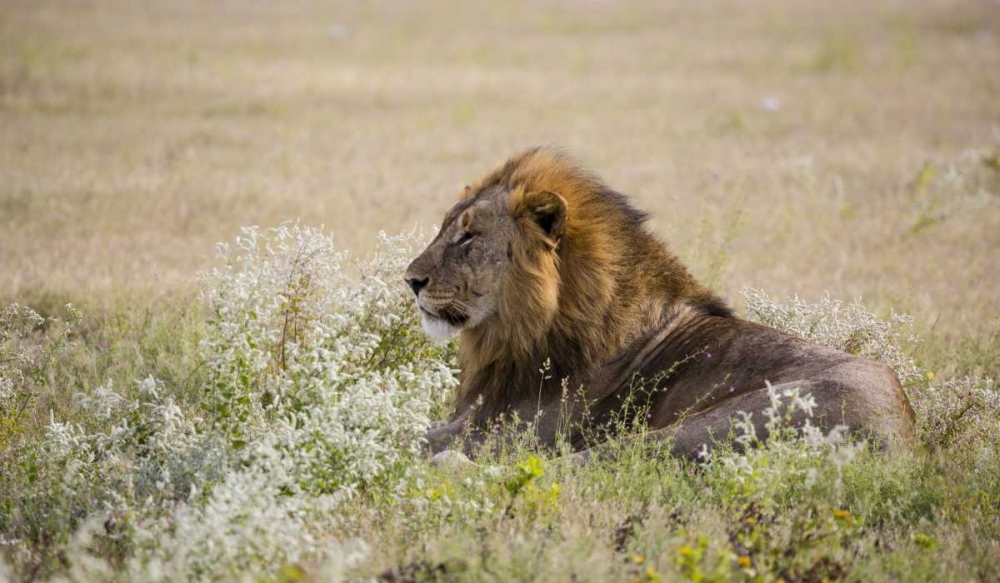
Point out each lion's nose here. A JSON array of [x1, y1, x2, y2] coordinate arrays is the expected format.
[[406, 276, 429, 297]]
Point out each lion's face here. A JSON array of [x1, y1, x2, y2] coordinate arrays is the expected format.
[[404, 188, 515, 339], [404, 185, 566, 341]]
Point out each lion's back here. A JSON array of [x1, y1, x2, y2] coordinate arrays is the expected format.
[[643, 315, 914, 443]]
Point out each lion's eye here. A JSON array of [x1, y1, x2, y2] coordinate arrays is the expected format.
[[457, 232, 475, 246]]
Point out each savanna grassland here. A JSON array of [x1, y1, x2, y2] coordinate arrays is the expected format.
[[1, 1, 999, 581]]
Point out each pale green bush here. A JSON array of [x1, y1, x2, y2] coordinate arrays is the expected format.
[[1, 225, 457, 580], [0, 303, 79, 448]]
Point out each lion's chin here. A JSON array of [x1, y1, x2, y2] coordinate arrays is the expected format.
[[420, 313, 459, 342]]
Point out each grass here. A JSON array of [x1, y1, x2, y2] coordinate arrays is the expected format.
[[1, 0, 999, 581], [0, 226, 995, 583], [352, 439, 998, 582]]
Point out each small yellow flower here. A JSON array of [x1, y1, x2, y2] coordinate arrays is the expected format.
[[644, 566, 661, 583], [925, 371, 935, 381], [914, 532, 937, 549], [746, 517, 757, 526], [679, 546, 694, 557], [632, 554, 645, 565], [278, 564, 306, 582], [736, 556, 752, 568], [833, 509, 853, 524]]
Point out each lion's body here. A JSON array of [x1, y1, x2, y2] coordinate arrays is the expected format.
[[408, 148, 915, 457]]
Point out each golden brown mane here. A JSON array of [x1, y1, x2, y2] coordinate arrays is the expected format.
[[456, 148, 731, 421]]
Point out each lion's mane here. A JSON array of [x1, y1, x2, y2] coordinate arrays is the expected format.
[[456, 148, 731, 421]]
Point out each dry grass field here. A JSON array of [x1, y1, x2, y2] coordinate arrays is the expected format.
[[3, 0, 999, 347], [2, 1, 1000, 581]]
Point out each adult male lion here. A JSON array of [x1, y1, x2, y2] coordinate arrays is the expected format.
[[405, 148, 915, 458]]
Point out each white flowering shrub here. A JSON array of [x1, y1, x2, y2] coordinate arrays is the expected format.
[[199, 224, 456, 488], [125, 224, 457, 578], [0, 303, 79, 449], [910, 375, 999, 455], [0, 224, 458, 580]]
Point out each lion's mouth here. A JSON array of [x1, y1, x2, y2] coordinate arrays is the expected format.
[[420, 306, 469, 327], [417, 305, 469, 341]]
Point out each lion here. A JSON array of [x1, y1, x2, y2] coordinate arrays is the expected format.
[[405, 148, 915, 459]]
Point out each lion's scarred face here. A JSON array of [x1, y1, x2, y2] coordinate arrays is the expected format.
[[404, 184, 567, 341]]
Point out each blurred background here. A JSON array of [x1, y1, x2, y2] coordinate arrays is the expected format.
[[1, 0, 997, 371]]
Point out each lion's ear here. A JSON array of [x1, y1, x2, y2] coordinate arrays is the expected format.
[[519, 191, 567, 239]]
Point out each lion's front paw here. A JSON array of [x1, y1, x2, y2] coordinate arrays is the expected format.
[[430, 449, 474, 469], [570, 450, 591, 467]]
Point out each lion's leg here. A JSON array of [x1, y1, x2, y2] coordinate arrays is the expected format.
[[424, 417, 466, 454], [661, 380, 823, 459], [423, 407, 487, 455], [577, 377, 909, 463], [572, 380, 815, 463]]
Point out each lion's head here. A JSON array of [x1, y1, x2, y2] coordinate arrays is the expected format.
[[403, 158, 568, 343], [406, 148, 728, 417], [405, 148, 624, 362]]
